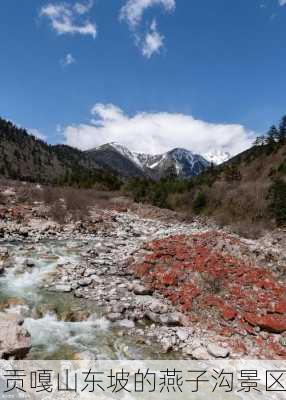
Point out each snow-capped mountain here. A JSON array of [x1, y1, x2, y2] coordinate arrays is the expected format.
[[204, 149, 231, 165], [86, 143, 146, 178], [143, 148, 210, 178], [87, 142, 210, 179]]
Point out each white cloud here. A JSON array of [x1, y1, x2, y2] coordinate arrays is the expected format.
[[60, 53, 76, 67], [74, 0, 93, 14], [279, 0, 286, 5], [63, 103, 254, 158], [142, 19, 164, 58], [91, 103, 125, 122], [120, 0, 175, 58], [40, 1, 97, 38], [29, 128, 47, 142], [120, 0, 175, 28]]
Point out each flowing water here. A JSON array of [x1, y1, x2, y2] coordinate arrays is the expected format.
[[0, 240, 172, 360]]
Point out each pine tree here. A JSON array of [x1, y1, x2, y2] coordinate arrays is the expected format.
[[254, 136, 266, 147], [266, 125, 278, 153], [278, 116, 286, 144], [268, 125, 279, 142]]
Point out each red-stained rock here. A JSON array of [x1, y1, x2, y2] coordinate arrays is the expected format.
[[220, 327, 234, 337], [232, 340, 247, 355], [274, 300, 286, 314], [244, 313, 286, 333], [130, 230, 286, 359], [221, 306, 237, 321], [267, 341, 286, 357]]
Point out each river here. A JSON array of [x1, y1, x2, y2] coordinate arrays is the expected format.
[[0, 240, 172, 360]]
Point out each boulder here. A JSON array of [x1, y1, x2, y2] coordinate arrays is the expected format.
[[111, 304, 126, 314], [78, 278, 92, 287], [117, 319, 135, 329], [159, 312, 184, 327], [90, 275, 103, 284], [149, 299, 169, 314], [144, 311, 161, 323], [133, 284, 153, 296], [106, 313, 123, 322], [0, 314, 31, 359], [176, 328, 190, 342], [145, 311, 184, 326], [207, 343, 230, 358], [245, 313, 286, 333], [161, 337, 174, 352], [52, 284, 72, 293], [191, 346, 210, 360]]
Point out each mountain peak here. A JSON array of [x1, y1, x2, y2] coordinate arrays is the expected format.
[[87, 142, 210, 179]]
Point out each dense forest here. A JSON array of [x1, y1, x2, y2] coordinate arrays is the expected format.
[[0, 118, 121, 190]]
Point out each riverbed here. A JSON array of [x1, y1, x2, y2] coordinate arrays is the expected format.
[[0, 240, 174, 360]]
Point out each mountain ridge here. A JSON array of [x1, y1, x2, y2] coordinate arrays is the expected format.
[[87, 142, 211, 179], [0, 116, 231, 183]]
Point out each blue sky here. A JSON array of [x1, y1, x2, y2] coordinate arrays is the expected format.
[[0, 0, 286, 156]]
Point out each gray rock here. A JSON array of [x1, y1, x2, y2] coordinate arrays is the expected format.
[[78, 278, 92, 287], [207, 343, 230, 358], [182, 345, 193, 356], [90, 275, 103, 284], [117, 319, 135, 329], [161, 337, 173, 352], [145, 311, 161, 324], [133, 284, 153, 296], [176, 328, 190, 342], [84, 268, 96, 277], [111, 304, 126, 314], [149, 299, 169, 314], [190, 338, 202, 350], [159, 312, 184, 327], [52, 284, 72, 293], [0, 314, 31, 359], [106, 313, 123, 322], [192, 346, 210, 360]]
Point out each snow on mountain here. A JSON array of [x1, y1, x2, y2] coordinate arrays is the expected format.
[[156, 148, 210, 178], [204, 150, 231, 165], [100, 143, 210, 179], [107, 142, 144, 168]]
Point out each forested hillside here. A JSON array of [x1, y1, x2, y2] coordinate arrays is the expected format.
[[125, 115, 286, 234], [0, 118, 121, 190]]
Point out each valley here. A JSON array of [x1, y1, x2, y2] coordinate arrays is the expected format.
[[0, 181, 285, 361]]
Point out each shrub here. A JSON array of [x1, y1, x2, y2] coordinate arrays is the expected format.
[[268, 178, 286, 225], [193, 191, 207, 213]]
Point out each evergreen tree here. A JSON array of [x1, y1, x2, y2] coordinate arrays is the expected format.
[[269, 178, 286, 225], [265, 125, 278, 153], [254, 136, 266, 147], [278, 116, 286, 144], [267, 125, 279, 142]]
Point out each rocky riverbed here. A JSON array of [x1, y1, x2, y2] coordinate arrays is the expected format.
[[0, 194, 285, 360]]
